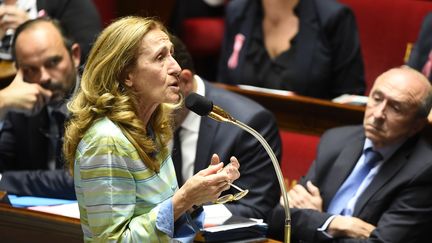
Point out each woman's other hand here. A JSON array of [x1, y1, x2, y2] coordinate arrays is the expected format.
[[172, 154, 240, 219]]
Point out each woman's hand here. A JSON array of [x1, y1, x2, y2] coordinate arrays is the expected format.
[[172, 154, 240, 219]]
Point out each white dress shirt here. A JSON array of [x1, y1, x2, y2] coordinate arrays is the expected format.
[[169, 75, 204, 184]]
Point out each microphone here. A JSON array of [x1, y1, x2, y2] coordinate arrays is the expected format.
[[185, 92, 236, 123], [185, 93, 292, 243]]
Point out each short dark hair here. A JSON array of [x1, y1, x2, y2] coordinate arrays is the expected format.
[[12, 17, 75, 62], [418, 89, 432, 118], [170, 34, 196, 74]]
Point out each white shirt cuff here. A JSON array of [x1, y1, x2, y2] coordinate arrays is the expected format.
[[317, 215, 337, 239]]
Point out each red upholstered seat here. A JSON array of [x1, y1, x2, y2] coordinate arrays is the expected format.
[[92, 0, 117, 27], [181, 17, 225, 58], [340, 0, 432, 94], [279, 131, 319, 184]]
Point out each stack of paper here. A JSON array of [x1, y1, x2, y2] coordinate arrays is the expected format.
[[196, 204, 268, 242]]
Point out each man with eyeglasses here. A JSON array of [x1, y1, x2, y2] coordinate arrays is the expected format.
[[0, 18, 79, 199]]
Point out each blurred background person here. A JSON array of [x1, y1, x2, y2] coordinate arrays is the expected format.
[[63, 16, 240, 242], [218, 0, 365, 99], [0, 17, 79, 199], [0, 0, 101, 69], [407, 12, 432, 81], [169, 0, 226, 81], [169, 0, 225, 37], [171, 35, 281, 220]]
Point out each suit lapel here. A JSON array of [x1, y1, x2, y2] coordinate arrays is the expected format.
[[353, 139, 415, 216], [28, 108, 50, 169], [193, 84, 220, 173], [194, 117, 219, 173], [323, 136, 364, 208], [289, 0, 320, 94]]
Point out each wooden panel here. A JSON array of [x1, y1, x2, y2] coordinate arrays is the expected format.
[[214, 83, 365, 135], [0, 204, 82, 243], [0, 203, 282, 242], [0, 60, 15, 89]]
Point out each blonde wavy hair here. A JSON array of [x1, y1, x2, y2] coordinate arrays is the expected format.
[[63, 16, 176, 174]]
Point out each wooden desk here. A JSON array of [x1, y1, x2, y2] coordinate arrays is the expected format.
[[0, 203, 282, 243], [214, 83, 365, 135], [214, 83, 432, 139], [0, 203, 82, 243], [0, 60, 15, 89]]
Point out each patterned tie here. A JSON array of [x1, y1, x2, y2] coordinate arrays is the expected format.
[[172, 128, 183, 187], [327, 148, 382, 215]]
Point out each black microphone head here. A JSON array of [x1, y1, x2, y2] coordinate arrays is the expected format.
[[185, 93, 213, 116]]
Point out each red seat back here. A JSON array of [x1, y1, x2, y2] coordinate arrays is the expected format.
[[181, 17, 225, 58], [279, 131, 319, 183], [92, 0, 117, 27], [340, 0, 432, 94]]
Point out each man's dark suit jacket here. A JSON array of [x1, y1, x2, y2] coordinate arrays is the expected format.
[[217, 0, 365, 99], [0, 108, 75, 199], [408, 12, 432, 80], [268, 125, 432, 242], [184, 81, 282, 220]]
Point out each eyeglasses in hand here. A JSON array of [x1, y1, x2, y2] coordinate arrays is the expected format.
[[214, 182, 249, 204]]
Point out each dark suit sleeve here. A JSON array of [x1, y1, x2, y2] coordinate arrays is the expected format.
[[318, 2, 365, 96], [321, 163, 432, 243], [41, 0, 102, 64], [268, 205, 335, 242], [407, 12, 432, 71], [0, 169, 76, 200], [356, 164, 432, 243], [224, 108, 281, 220], [0, 117, 17, 172], [0, 113, 75, 200]]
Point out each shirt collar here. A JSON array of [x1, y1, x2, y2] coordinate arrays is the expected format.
[[180, 75, 205, 133], [363, 138, 406, 162]]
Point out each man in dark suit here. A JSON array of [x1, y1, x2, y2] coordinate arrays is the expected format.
[[0, 18, 79, 199], [268, 66, 432, 242], [407, 12, 432, 81], [171, 35, 281, 220]]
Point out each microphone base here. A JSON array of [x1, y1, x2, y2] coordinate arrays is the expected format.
[[285, 224, 291, 243]]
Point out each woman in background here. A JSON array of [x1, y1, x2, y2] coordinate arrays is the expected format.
[[218, 0, 365, 99], [63, 16, 240, 242]]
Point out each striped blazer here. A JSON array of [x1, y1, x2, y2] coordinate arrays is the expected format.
[[74, 117, 179, 242]]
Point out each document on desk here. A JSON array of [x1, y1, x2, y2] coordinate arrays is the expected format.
[[237, 84, 294, 96], [332, 94, 368, 105], [203, 204, 262, 231], [197, 204, 268, 242], [28, 202, 80, 219], [8, 195, 76, 207]]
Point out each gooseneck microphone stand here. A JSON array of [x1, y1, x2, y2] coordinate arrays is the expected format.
[[186, 93, 291, 243]]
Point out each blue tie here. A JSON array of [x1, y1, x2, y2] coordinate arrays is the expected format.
[[327, 148, 382, 215]]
